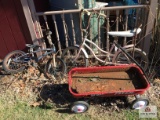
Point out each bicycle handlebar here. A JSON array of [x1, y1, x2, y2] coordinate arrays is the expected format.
[[81, 9, 107, 18], [80, 9, 107, 31]]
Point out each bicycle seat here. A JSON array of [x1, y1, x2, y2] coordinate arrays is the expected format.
[[95, 2, 108, 8], [26, 44, 41, 48], [107, 28, 141, 37]]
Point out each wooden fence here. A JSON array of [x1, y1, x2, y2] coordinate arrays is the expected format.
[[33, 5, 149, 57], [23, 0, 159, 59], [149, 0, 160, 62]]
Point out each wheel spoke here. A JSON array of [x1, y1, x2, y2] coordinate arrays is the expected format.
[[45, 58, 66, 79], [114, 48, 148, 71], [3, 50, 26, 73]]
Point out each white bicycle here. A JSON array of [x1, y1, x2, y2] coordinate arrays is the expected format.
[[62, 9, 148, 72]]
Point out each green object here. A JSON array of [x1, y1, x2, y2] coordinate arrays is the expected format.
[[81, 0, 105, 53]]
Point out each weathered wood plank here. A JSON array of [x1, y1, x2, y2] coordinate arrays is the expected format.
[[14, 0, 33, 45], [143, 0, 158, 54]]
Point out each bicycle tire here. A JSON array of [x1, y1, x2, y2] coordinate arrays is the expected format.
[[3, 50, 26, 73], [45, 57, 67, 79], [61, 46, 89, 72], [113, 48, 148, 71]]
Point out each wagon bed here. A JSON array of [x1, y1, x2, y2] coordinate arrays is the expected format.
[[69, 65, 150, 97]]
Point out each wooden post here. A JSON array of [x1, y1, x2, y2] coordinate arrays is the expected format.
[[143, 0, 158, 54], [20, 0, 38, 44], [20, 0, 43, 56]]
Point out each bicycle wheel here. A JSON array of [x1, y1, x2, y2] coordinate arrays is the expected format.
[[114, 48, 148, 71], [3, 50, 26, 73], [62, 46, 89, 72], [45, 57, 66, 79]]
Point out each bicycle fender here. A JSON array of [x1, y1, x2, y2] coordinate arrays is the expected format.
[[112, 47, 147, 63], [74, 45, 89, 59], [112, 44, 135, 61], [122, 45, 147, 55]]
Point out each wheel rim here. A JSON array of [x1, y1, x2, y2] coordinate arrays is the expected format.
[[7, 53, 25, 71], [115, 48, 148, 71], [132, 101, 147, 109], [72, 104, 88, 113]]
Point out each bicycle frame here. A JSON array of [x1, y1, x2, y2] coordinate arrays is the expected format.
[[36, 48, 56, 61], [61, 9, 148, 71], [37, 48, 56, 68], [74, 37, 135, 65], [13, 47, 56, 66]]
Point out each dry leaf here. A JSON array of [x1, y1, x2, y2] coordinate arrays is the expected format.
[[30, 102, 41, 107]]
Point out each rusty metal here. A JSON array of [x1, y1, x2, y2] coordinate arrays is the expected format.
[[70, 14, 76, 46], [52, 15, 62, 55], [124, 9, 128, 46], [72, 71, 131, 79], [106, 11, 110, 52], [61, 14, 69, 47], [71, 66, 145, 93], [98, 13, 101, 49], [72, 78, 136, 93], [116, 10, 119, 32], [35, 5, 147, 16]]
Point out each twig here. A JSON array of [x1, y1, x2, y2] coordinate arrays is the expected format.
[[5, 76, 16, 91]]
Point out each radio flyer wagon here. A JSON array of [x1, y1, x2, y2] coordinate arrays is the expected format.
[[68, 65, 150, 113]]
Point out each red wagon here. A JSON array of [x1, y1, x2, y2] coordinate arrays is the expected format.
[[68, 65, 150, 113]]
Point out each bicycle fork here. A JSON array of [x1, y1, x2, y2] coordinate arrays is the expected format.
[[73, 38, 89, 62], [112, 43, 135, 64], [52, 54, 56, 68]]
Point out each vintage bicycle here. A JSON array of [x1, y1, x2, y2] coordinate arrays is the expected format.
[[62, 9, 148, 72], [3, 29, 66, 78]]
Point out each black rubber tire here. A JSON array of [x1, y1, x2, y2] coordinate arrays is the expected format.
[[2, 50, 26, 74], [45, 57, 66, 78], [70, 101, 90, 113], [131, 98, 149, 109], [62, 46, 89, 72], [114, 48, 148, 71]]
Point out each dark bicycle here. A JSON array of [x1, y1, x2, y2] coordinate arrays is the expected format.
[[2, 30, 66, 79]]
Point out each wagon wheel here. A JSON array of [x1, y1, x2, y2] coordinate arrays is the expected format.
[[130, 98, 149, 109], [70, 101, 89, 113]]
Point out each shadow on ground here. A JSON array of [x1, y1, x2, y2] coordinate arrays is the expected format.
[[0, 61, 10, 76], [39, 84, 130, 113]]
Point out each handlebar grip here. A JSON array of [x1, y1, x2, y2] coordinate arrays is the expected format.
[[82, 9, 91, 16], [82, 9, 106, 18]]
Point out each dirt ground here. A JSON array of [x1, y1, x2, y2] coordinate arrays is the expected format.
[[0, 60, 159, 116]]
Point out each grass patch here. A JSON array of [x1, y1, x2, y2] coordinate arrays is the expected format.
[[0, 90, 159, 120], [123, 108, 160, 120], [0, 99, 159, 120]]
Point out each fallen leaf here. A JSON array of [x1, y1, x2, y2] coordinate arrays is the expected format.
[[30, 102, 41, 107]]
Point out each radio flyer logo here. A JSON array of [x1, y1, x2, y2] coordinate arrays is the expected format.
[[139, 106, 157, 118]]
